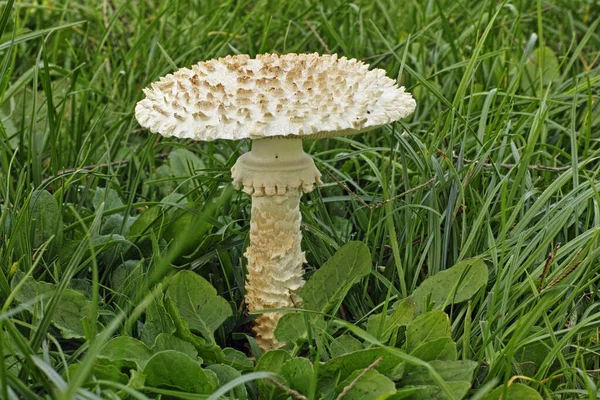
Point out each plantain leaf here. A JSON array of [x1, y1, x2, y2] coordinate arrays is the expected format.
[[29, 190, 62, 250], [140, 285, 176, 347], [281, 357, 314, 396], [255, 350, 292, 400], [366, 298, 414, 343], [300, 241, 372, 312], [401, 360, 477, 386], [98, 336, 153, 370], [275, 242, 371, 343], [319, 348, 405, 381], [336, 369, 396, 400], [165, 270, 232, 342], [151, 333, 198, 360], [143, 350, 218, 394], [406, 311, 451, 352], [11, 272, 95, 339], [329, 334, 364, 358], [206, 364, 248, 400], [410, 258, 487, 315], [410, 337, 457, 362], [483, 383, 543, 400]]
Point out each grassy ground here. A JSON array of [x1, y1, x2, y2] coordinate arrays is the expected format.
[[1, 0, 600, 398]]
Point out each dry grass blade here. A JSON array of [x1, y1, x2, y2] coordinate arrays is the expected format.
[[538, 242, 560, 292], [305, 21, 331, 54], [266, 377, 308, 400], [545, 249, 584, 290], [336, 357, 383, 400]]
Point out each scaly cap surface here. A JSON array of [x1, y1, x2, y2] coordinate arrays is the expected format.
[[135, 53, 416, 141]]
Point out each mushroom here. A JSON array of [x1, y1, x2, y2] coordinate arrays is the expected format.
[[135, 53, 416, 350]]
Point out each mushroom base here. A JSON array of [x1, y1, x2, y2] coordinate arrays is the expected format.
[[233, 138, 320, 350]]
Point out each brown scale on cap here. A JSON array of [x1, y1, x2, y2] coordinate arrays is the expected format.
[[237, 88, 253, 97], [192, 111, 210, 120]]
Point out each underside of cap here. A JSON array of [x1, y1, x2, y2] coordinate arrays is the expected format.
[[135, 53, 416, 141]]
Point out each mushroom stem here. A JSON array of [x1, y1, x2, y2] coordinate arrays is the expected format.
[[244, 189, 304, 349], [231, 138, 322, 350]]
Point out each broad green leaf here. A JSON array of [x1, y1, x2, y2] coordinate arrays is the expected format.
[[336, 369, 396, 400], [164, 295, 225, 363], [90, 233, 131, 251], [161, 192, 189, 209], [483, 383, 542, 400], [93, 187, 124, 211], [100, 215, 136, 266], [128, 369, 146, 390], [143, 350, 218, 394], [366, 299, 414, 343], [11, 271, 50, 305], [50, 291, 95, 339], [521, 46, 560, 93], [281, 357, 313, 396], [387, 386, 429, 399], [332, 215, 353, 240], [11, 272, 95, 339], [165, 270, 232, 342], [401, 360, 477, 386], [273, 313, 306, 343], [319, 348, 405, 381], [169, 148, 204, 173], [273, 313, 326, 343], [0, 204, 14, 237], [409, 337, 457, 362], [255, 350, 292, 400], [169, 148, 205, 193], [392, 383, 471, 399], [128, 206, 162, 239], [329, 334, 364, 358], [98, 337, 153, 370], [255, 350, 291, 373], [58, 235, 131, 268], [301, 241, 372, 311], [69, 279, 92, 296], [100, 214, 123, 235], [111, 259, 143, 300], [410, 259, 487, 315], [406, 311, 451, 352], [206, 364, 248, 400], [140, 286, 176, 347], [151, 333, 198, 360], [223, 347, 254, 371], [29, 190, 62, 249], [513, 327, 549, 377], [155, 164, 177, 196], [67, 362, 129, 385], [92, 363, 130, 384], [100, 214, 137, 236], [275, 241, 371, 342], [163, 203, 213, 256], [316, 376, 339, 400]]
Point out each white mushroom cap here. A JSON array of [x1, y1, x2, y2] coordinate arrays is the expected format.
[[135, 53, 416, 141]]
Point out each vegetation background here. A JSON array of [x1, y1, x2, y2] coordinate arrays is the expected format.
[[0, 0, 599, 398]]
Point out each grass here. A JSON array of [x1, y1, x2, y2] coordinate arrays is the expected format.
[[1, 0, 600, 398]]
